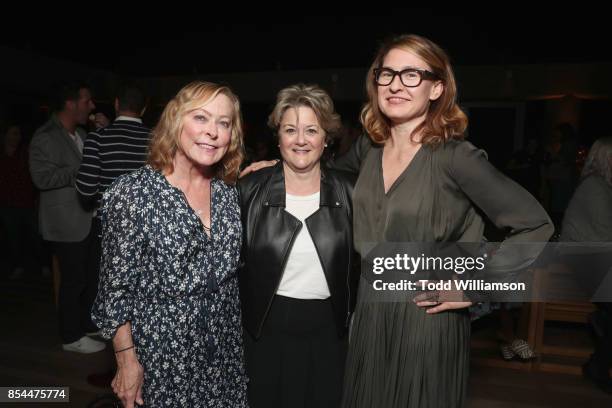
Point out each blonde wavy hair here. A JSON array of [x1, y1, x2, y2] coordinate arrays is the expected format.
[[361, 34, 468, 147], [148, 81, 244, 184]]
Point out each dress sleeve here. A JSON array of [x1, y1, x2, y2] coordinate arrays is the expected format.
[[329, 133, 373, 174], [449, 141, 554, 287], [91, 177, 145, 339]]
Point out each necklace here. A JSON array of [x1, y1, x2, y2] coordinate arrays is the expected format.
[[194, 208, 211, 231], [168, 177, 212, 233]]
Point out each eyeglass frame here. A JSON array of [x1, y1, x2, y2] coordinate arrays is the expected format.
[[373, 67, 441, 88]]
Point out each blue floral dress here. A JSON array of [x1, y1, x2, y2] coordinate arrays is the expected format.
[[92, 165, 248, 407]]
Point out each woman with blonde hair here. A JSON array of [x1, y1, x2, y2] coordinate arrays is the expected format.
[[92, 81, 248, 407]]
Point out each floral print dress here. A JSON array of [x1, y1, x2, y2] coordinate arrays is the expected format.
[[92, 165, 248, 407]]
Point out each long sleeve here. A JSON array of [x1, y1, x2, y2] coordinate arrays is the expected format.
[[449, 141, 554, 274], [330, 133, 373, 174], [76, 130, 102, 201], [29, 132, 78, 190], [91, 177, 145, 340]]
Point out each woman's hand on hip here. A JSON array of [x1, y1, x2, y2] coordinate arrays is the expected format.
[[412, 280, 473, 314]]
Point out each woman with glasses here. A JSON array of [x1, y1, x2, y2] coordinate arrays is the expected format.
[[335, 34, 553, 408]]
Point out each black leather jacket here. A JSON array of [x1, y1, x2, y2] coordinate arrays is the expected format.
[[238, 162, 358, 339]]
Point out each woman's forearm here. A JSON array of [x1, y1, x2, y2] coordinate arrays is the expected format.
[[113, 322, 138, 366]]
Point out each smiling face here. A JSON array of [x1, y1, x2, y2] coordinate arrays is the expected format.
[[376, 47, 443, 125], [278, 105, 326, 174], [176, 93, 234, 171]]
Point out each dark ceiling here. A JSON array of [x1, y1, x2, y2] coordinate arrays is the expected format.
[[2, 11, 609, 77]]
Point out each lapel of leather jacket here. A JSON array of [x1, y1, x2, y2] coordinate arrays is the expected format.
[[254, 163, 302, 280], [306, 169, 345, 290], [259, 164, 346, 287]]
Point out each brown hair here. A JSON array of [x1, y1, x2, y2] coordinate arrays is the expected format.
[[148, 81, 244, 184], [361, 34, 468, 147]]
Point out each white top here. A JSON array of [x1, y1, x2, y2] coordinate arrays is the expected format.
[[115, 115, 143, 123], [276, 191, 331, 299], [68, 131, 83, 154]]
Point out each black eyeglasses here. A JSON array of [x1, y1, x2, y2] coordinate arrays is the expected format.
[[373, 67, 440, 87]]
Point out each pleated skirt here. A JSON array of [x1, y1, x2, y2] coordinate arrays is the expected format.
[[342, 277, 471, 408]]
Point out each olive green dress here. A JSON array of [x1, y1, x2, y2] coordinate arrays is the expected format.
[[334, 136, 554, 408]]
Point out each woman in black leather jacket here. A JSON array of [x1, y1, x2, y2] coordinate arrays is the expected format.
[[238, 84, 357, 408]]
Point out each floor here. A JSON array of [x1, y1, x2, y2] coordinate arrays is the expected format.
[[1, 272, 611, 407]]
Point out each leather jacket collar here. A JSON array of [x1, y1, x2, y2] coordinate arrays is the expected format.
[[264, 161, 342, 208]]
